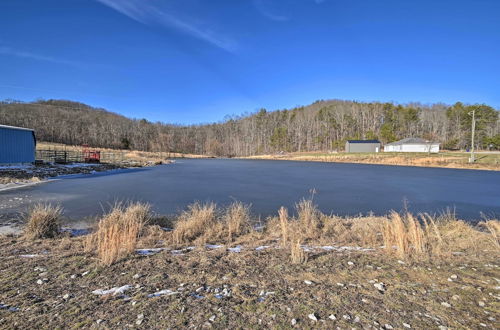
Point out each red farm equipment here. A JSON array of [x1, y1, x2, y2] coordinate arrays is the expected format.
[[82, 144, 101, 163]]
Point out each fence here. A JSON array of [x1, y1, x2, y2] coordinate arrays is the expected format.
[[36, 149, 126, 164]]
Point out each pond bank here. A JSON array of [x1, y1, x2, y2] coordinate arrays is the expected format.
[[243, 151, 500, 171]]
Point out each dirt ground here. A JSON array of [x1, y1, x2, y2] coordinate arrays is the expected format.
[[0, 235, 498, 329]]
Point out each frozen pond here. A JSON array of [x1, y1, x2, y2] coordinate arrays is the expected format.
[[1, 159, 499, 222]]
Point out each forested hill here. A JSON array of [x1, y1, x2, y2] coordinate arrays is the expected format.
[[1, 99, 499, 156]]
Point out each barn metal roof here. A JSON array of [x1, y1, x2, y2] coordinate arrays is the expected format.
[[346, 139, 380, 144], [386, 138, 438, 146], [0, 124, 35, 132]]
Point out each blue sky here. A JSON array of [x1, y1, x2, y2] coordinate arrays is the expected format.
[[1, 0, 499, 124]]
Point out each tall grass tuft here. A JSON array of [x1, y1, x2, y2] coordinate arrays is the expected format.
[[85, 202, 150, 265], [278, 206, 289, 247], [383, 212, 429, 259], [172, 202, 253, 245], [224, 201, 252, 242], [23, 204, 62, 239], [482, 220, 500, 249], [296, 198, 321, 239], [173, 202, 217, 245], [290, 238, 307, 264]]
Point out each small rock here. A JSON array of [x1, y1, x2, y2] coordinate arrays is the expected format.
[[450, 274, 458, 279], [38, 272, 48, 278], [374, 283, 386, 292], [397, 260, 405, 264], [36, 279, 44, 285], [478, 301, 485, 307], [70, 274, 77, 279], [438, 326, 447, 330], [452, 295, 460, 301], [137, 313, 144, 320], [441, 302, 451, 308], [304, 280, 313, 285], [403, 323, 411, 328], [96, 319, 103, 324], [133, 274, 141, 279], [291, 318, 297, 326], [353, 316, 360, 323], [62, 294, 71, 300], [136, 319, 143, 326], [384, 324, 393, 329], [209, 315, 216, 322], [308, 313, 318, 321], [347, 261, 354, 266], [81, 271, 89, 276], [328, 314, 336, 320], [343, 314, 351, 320]]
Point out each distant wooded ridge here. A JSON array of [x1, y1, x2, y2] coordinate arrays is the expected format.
[[0, 99, 499, 156]]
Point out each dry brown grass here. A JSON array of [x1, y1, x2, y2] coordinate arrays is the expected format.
[[481, 220, 500, 249], [290, 238, 307, 264], [23, 204, 62, 240], [381, 212, 500, 260], [172, 202, 217, 245], [172, 202, 253, 246], [85, 202, 150, 265]]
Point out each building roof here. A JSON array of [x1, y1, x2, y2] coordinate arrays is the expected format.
[[346, 139, 380, 144], [0, 124, 34, 132], [386, 137, 439, 146]]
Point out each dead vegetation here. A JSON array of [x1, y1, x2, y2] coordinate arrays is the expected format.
[[85, 202, 150, 265], [172, 202, 253, 246], [23, 204, 62, 240], [18, 200, 500, 266]]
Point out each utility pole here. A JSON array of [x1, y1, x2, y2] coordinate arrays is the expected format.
[[469, 109, 476, 163]]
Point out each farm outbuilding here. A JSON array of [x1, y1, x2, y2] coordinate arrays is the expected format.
[[384, 138, 439, 153], [0, 124, 36, 164], [345, 140, 381, 153]]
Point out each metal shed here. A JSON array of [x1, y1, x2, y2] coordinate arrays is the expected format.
[[0, 124, 36, 164], [345, 140, 381, 153]]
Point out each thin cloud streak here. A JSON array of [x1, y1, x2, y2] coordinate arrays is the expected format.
[[253, 0, 289, 22], [0, 46, 81, 67], [96, 0, 237, 52]]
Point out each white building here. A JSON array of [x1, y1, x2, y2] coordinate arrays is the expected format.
[[384, 138, 440, 153]]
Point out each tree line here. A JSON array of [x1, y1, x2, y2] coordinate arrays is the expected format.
[[0, 99, 499, 156]]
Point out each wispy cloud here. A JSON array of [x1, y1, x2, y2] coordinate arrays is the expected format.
[[0, 46, 81, 67], [96, 0, 237, 52], [253, 0, 289, 22]]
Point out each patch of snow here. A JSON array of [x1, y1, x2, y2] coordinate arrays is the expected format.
[[255, 245, 270, 251], [92, 285, 132, 296], [206, 244, 223, 249], [147, 289, 179, 298], [135, 248, 167, 256], [0, 303, 19, 312], [228, 245, 242, 253], [18, 254, 42, 258]]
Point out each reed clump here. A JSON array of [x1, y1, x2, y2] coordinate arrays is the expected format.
[[172, 201, 252, 245], [85, 202, 150, 265], [23, 204, 62, 239]]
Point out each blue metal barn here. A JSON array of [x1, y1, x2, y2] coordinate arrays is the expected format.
[[0, 124, 36, 164]]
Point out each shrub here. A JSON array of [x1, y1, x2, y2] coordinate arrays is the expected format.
[[23, 204, 62, 239]]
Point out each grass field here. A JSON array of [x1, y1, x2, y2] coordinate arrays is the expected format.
[[245, 151, 500, 171]]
